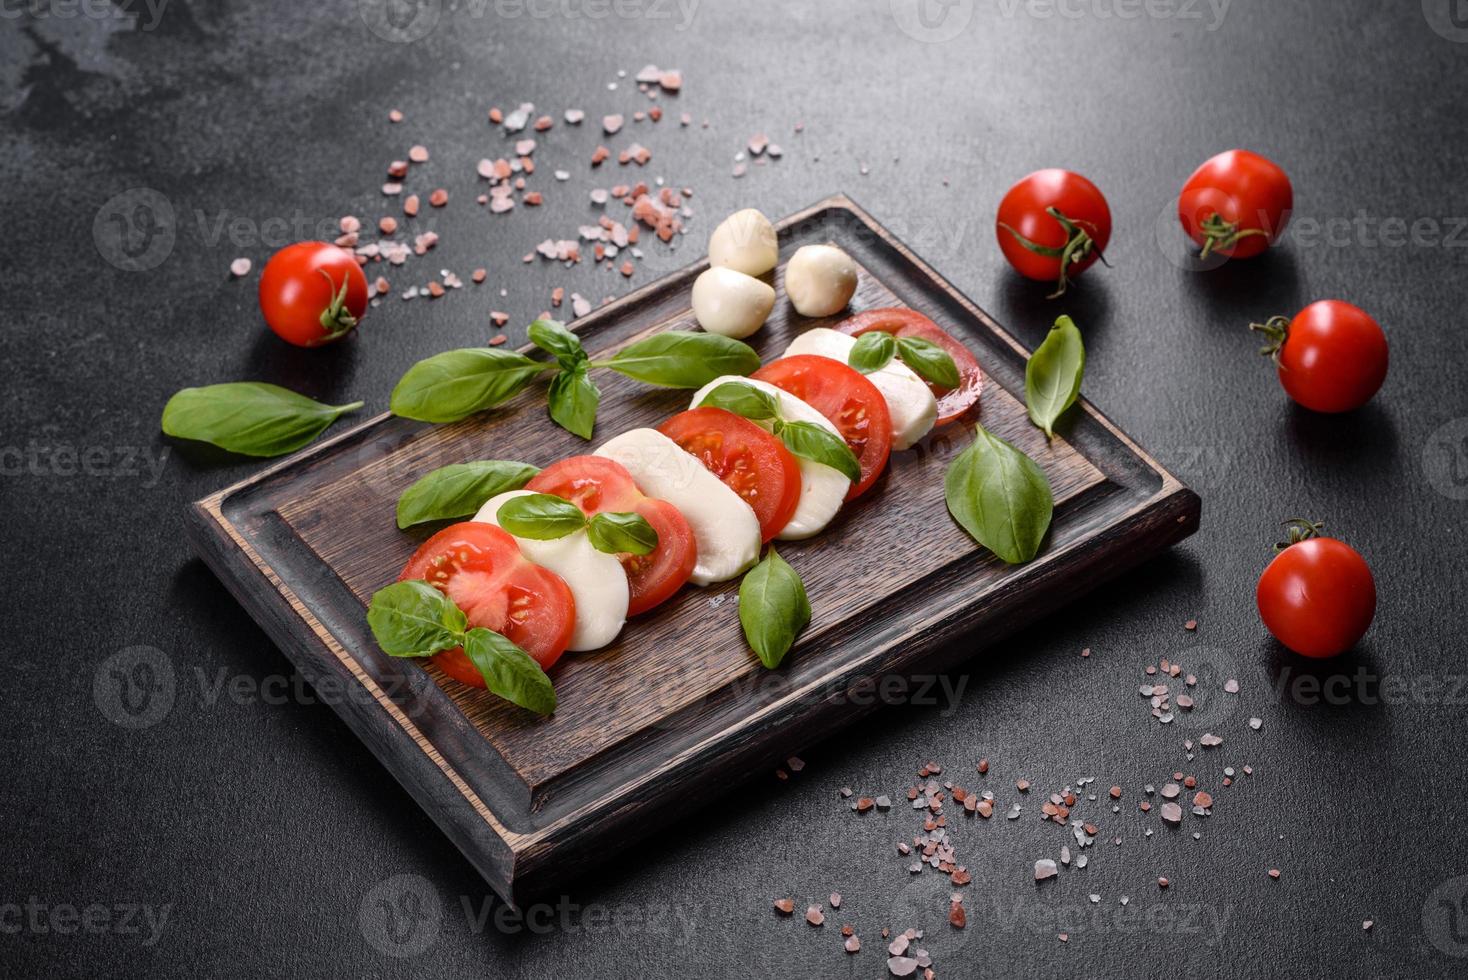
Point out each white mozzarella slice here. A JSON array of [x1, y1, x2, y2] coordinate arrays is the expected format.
[[784, 327, 938, 450], [689, 376, 850, 541], [474, 490, 628, 652], [595, 428, 760, 586]]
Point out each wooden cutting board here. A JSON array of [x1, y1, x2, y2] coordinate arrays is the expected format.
[[187, 195, 1199, 907]]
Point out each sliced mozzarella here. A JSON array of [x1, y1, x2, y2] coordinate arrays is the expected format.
[[689, 376, 850, 541], [784, 327, 938, 450], [474, 490, 628, 652], [595, 428, 760, 586]]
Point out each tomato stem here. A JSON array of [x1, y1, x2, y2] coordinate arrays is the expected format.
[[318, 269, 359, 339], [999, 207, 1104, 299], [1274, 517, 1324, 551], [1248, 315, 1291, 366], [1197, 212, 1269, 260]]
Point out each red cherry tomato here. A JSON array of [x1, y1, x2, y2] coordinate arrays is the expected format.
[[835, 308, 984, 426], [1179, 150, 1292, 260], [658, 407, 802, 542], [526, 456, 697, 616], [258, 241, 368, 348], [1251, 300, 1388, 413], [399, 522, 575, 684], [1256, 520, 1376, 659], [753, 355, 892, 500], [995, 169, 1112, 297]]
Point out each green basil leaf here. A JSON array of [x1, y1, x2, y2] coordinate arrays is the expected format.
[[395, 460, 540, 529], [897, 336, 962, 389], [547, 366, 600, 440], [775, 420, 862, 485], [367, 580, 467, 658], [463, 627, 557, 715], [586, 511, 658, 556], [496, 493, 587, 540], [528, 318, 586, 370], [389, 348, 545, 423], [738, 546, 811, 669], [161, 383, 363, 457], [943, 425, 1054, 564], [848, 331, 897, 374], [1024, 315, 1086, 438], [603, 331, 761, 388], [695, 380, 780, 421]]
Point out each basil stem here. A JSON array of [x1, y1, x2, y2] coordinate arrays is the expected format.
[[161, 382, 363, 457]]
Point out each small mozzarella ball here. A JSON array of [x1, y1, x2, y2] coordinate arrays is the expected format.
[[708, 209, 779, 277], [692, 267, 776, 339], [784, 244, 858, 318]]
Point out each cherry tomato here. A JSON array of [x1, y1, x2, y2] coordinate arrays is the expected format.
[[753, 355, 892, 500], [258, 241, 368, 348], [526, 456, 697, 616], [659, 407, 802, 542], [995, 169, 1112, 297], [399, 522, 575, 684], [1251, 300, 1388, 413], [1179, 150, 1292, 260], [1256, 519, 1376, 659], [835, 308, 984, 425]]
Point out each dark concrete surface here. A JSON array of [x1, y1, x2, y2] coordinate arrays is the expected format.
[[3, 1, 1467, 977]]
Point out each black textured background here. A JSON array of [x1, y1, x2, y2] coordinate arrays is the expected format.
[[4, 1, 1467, 977]]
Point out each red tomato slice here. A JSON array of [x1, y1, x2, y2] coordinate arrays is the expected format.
[[752, 355, 892, 500], [526, 456, 697, 616], [658, 407, 801, 542], [399, 522, 575, 685], [835, 308, 984, 426]]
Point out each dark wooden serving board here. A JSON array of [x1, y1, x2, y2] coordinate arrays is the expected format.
[[187, 195, 1200, 907]]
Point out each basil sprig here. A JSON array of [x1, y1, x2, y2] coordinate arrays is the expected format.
[[697, 381, 861, 484], [160, 382, 363, 457], [1025, 315, 1086, 438], [738, 546, 811, 669], [944, 425, 1054, 564], [368, 580, 556, 715], [496, 493, 657, 556], [395, 460, 540, 529], [847, 332, 960, 388], [390, 324, 760, 440]]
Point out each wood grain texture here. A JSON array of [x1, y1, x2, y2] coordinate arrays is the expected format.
[[186, 196, 1200, 907]]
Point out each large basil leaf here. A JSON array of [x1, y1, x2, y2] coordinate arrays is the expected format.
[[586, 511, 658, 556], [1025, 315, 1086, 438], [495, 493, 587, 540], [462, 627, 557, 715], [161, 383, 363, 457], [528, 318, 586, 370], [944, 425, 1053, 564], [547, 366, 600, 440], [738, 547, 811, 669], [395, 460, 540, 529], [775, 420, 862, 484], [389, 348, 545, 423], [603, 331, 760, 388], [366, 580, 467, 657], [848, 331, 897, 374], [696, 380, 780, 421], [897, 336, 961, 389]]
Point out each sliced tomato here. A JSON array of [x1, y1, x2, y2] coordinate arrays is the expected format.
[[658, 407, 801, 542], [399, 522, 575, 685], [753, 354, 892, 500], [526, 456, 697, 616], [835, 308, 984, 426]]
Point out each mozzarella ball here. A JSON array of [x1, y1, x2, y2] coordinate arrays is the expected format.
[[708, 209, 779, 277], [691, 266, 776, 339], [784, 244, 858, 318]]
